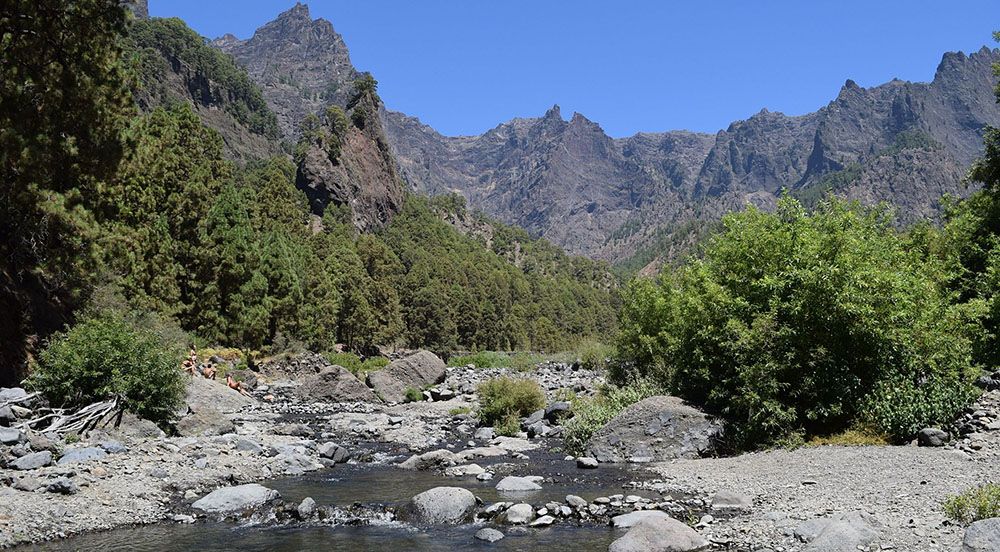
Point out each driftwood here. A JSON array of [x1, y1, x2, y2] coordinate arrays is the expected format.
[[17, 399, 121, 436], [0, 391, 39, 409]]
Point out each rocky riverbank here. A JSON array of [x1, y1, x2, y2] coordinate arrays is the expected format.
[[2, 353, 1000, 551]]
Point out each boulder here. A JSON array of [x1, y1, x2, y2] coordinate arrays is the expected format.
[[611, 510, 672, 528], [298, 365, 380, 403], [398, 448, 457, 470], [317, 442, 350, 463], [585, 396, 721, 463], [710, 490, 752, 511], [0, 427, 24, 445], [45, 477, 79, 495], [98, 440, 128, 454], [366, 351, 446, 403], [191, 484, 280, 514], [795, 511, 879, 552], [963, 518, 1000, 551], [917, 427, 949, 447], [609, 516, 710, 552], [0, 405, 16, 425], [577, 457, 599, 469], [174, 376, 252, 437], [405, 487, 477, 524], [57, 447, 107, 465], [297, 497, 317, 519], [444, 463, 485, 477], [0, 388, 28, 403], [500, 503, 535, 524], [475, 528, 505, 542], [11, 450, 52, 470], [474, 427, 496, 441], [544, 402, 572, 422], [495, 476, 542, 493]]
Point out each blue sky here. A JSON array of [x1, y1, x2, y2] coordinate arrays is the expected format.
[[149, 1, 999, 138]]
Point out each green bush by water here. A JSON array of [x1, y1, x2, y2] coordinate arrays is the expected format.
[[477, 377, 545, 427]]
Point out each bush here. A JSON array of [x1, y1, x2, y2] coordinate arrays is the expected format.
[[27, 315, 185, 426], [574, 338, 614, 372], [404, 386, 425, 403], [944, 484, 1000, 524], [615, 197, 981, 449], [477, 377, 545, 426], [451, 351, 510, 369], [563, 380, 661, 454], [325, 352, 389, 379], [494, 413, 521, 437]]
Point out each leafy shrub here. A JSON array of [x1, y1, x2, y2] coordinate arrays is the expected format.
[[448, 406, 472, 416], [574, 338, 614, 371], [563, 380, 661, 454], [404, 386, 425, 403], [27, 315, 185, 426], [494, 413, 521, 437], [944, 484, 1000, 524], [324, 352, 389, 379], [477, 377, 545, 426], [615, 197, 981, 449], [511, 352, 543, 372]]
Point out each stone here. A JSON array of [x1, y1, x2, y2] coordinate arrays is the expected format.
[[474, 427, 496, 441], [398, 448, 457, 470], [297, 497, 317, 519], [11, 450, 51, 470], [523, 409, 545, 426], [612, 510, 673, 528], [0, 427, 24, 445], [148, 467, 169, 479], [0, 405, 15, 425], [235, 439, 264, 454], [566, 495, 587, 508], [174, 376, 251, 437], [57, 447, 107, 465], [501, 503, 535, 524], [477, 472, 494, 481], [608, 516, 710, 552], [444, 463, 485, 477], [544, 402, 572, 422], [298, 365, 380, 403], [98, 440, 128, 454], [13, 476, 43, 492], [45, 477, 79, 495], [405, 487, 477, 524], [495, 476, 542, 493], [963, 518, 1000, 551], [317, 442, 350, 463], [795, 511, 879, 552], [0, 388, 28, 403], [917, 427, 949, 447], [586, 395, 721, 463], [530, 515, 555, 527], [475, 528, 505, 542], [366, 351, 447, 403], [192, 484, 280, 514], [710, 490, 752, 511], [576, 456, 599, 469]]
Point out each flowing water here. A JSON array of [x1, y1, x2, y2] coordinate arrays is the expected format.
[[20, 453, 667, 552]]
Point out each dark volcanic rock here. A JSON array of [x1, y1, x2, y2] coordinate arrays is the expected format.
[[298, 365, 380, 404], [366, 351, 446, 403], [585, 395, 721, 463]]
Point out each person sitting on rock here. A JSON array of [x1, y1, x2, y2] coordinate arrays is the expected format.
[[202, 364, 217, 380], [227, 373, 251, 397]]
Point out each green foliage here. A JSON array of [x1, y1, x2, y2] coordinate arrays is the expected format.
[[615, 196, 981, 449], [944, 484, 1000, 524], [563, 380, 661, 454], [448, 406, 472, 416], [476, 377, 545, 426], [129, 18, 279, 138], [324, 351, 389, 379], [574, 339, 614, 372], [27, 315, 184, 426], [451, 351, 512, 369], [404, 386, 425, 403], [494, 413, 521, 437]]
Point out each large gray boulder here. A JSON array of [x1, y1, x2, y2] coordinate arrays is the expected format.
[[191, 484, 280, 514], [367, 351, 446, 403], [57, 447, 107, 465], [297, 365, 379, 403], [795, 511, 880, 552], [11, 450, 52, 470], [611, 510, 672, 528], [586, 395, 721, 463], [0, 388, 28, 403], [963, 518, 1000, 552], [175, 376, 252, 437], [609, 516, 710, 552], [0, 427, 24, 445], [404, 486, 477, 524]]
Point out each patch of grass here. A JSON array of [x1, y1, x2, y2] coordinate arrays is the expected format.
[[448, 406, 472, 416], [324, 352, 389, 379], [807, 426, 889, 447], [944, 483, 1000, 524], [494, 413, 522, 437], [563, 379, 661, 454], [197, 347, 243, 362], [404, 386, 425, 403], [573, 338, 614, 371], [477, 377, 545, 426], [510, 352, 544, 372]]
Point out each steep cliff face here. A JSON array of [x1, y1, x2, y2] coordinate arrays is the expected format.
[[384, 48, 1000, 264], [295, 91, 405, 232], [214, 3, 360, 140]]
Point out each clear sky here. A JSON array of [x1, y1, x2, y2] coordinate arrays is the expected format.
[[149, 1, 999, 138]]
